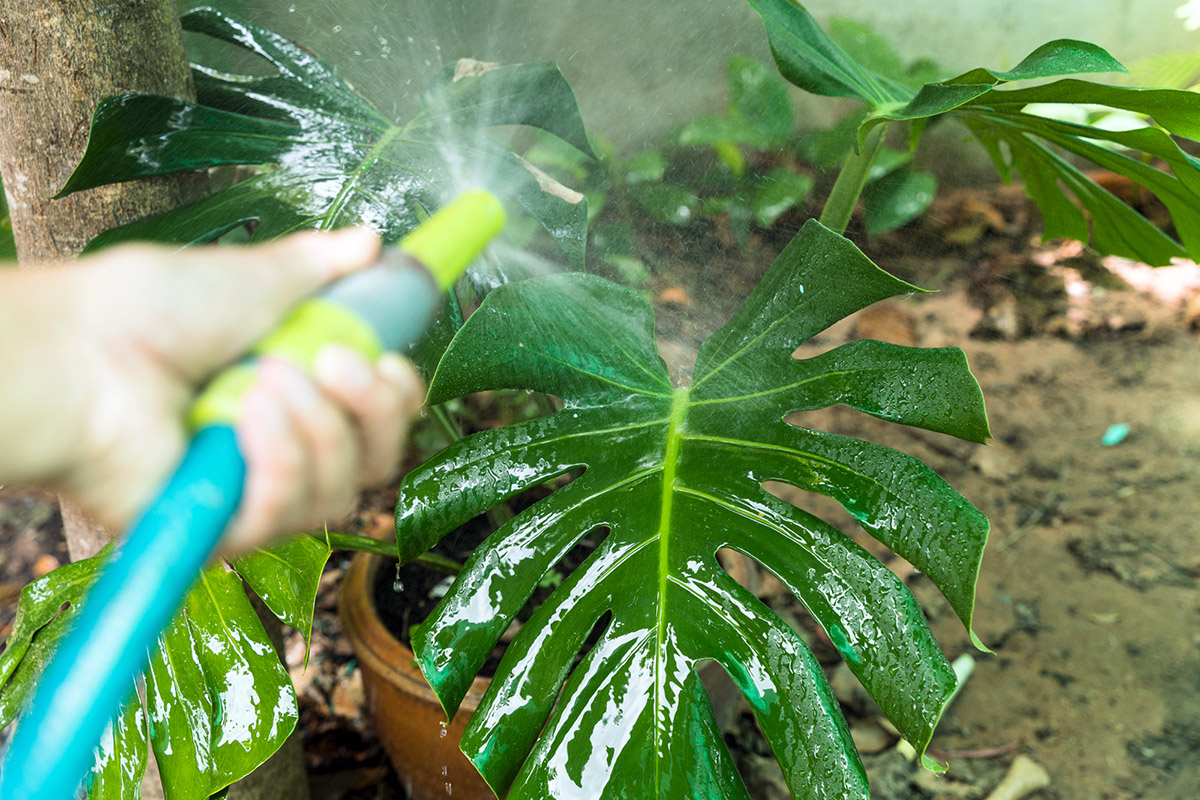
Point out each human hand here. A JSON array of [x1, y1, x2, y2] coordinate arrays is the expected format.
[[30, 229, 423, 551]]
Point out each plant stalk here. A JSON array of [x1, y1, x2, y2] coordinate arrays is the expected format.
[[818, 123, 887, 235], [313, 531, 462, 575], [430, 404, 463, 443]]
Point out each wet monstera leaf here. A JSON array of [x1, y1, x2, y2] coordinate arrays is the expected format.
[[394, 220, 990, 798], [144, 563, 295, 797], [746, 0, 1200, 265], [57, 7, 592, 263], [0, 547, 148, 799], [0, 537, 330, 799]]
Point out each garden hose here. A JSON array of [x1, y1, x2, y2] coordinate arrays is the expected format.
[[0, 191, 506, 800]]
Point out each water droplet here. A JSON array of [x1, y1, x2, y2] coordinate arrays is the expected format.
[[332, 24, 343, 33], [393, 563, 405, 593]]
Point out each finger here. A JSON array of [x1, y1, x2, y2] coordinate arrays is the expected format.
[[118, 228, 382, 380], [315, 347, 424, 485], [263, 359, 360, 524], [227, 374, 309, 551]]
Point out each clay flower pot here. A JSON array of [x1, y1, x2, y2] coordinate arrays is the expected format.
[[340, 551, 494, 800]]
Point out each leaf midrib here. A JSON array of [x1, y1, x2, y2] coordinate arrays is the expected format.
[[319, 125, 403, 229], [652, 388, 688, 795]]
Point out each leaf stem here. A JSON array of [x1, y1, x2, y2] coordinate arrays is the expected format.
[[312, 531, 462, 575], [819, 123, 887, 235], [430, 404, 463, 443]]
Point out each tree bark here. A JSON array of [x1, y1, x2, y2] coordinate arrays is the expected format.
[[0, 0, 204, 265], [0, 3, 310, 798]]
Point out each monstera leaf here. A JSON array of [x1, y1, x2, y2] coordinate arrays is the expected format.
[[394, 220, 990, 798], [0, 536, 330, 799], [58, 7, 592, 263], [746, 0, 1200, 265]]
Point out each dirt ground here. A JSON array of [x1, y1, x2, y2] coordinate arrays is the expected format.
[[720, 270, 1200, 800], [2, 183, 1199, 800]]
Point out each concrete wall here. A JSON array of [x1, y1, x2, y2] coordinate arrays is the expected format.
[[193, 0, 1197, 153]]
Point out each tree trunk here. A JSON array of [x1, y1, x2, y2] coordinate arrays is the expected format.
[[0, 0, 205, 265], [0, 3, 310, 798]]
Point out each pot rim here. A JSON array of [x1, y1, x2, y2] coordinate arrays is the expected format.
[[339, 549, 491, 712]]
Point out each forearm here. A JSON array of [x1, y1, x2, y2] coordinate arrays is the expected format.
[[0, 269, 89, 487]]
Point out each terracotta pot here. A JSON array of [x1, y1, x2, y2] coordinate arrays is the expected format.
[[340, 549, 757, 799], [340, 552, 495, 800]]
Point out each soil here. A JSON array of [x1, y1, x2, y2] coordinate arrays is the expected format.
[[370, 500, 601, 680], [2, 179, 1199, 800]]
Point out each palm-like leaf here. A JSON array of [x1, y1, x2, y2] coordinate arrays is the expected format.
[[58, 7, 592, 263], [746, 0, 1200, 265], [395, 220, 989, 798], [0, 537, 331, 799]]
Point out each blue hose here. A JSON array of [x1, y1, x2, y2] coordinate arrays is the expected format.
[[0, 426, 246, 799]]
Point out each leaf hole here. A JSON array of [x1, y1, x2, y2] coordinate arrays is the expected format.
[[761, 480, 872, 547], [692, 658, 788, 796], [535, 606, 615, 739], [507, 522, 609, 636], [715, 547, 759, 596]]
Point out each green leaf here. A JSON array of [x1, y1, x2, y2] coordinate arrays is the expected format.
[[623, 150, 667, 185], [0, 549, 148, 798], [396, 220, 990, 798], [827, 18, 905, 82], [233, 533, 332, 646], [744, 0, 914, 106], [1127, 48, 1200, 91], [146, 564, 297, 799], [0, 550, 109, 713], [956, 96, 1200, 264], [523, 130, 593, 182], [727, 55, 794, 141], [674, 114, 777, 150], [946, 38, 1125, 87], [59, 8, 592, 265], [794, 108, 868, 169], [637, 184, 700, 225], [752, 167, 813, 227], [854, 68, 1200, 263], [87, 693, 150, 800], [0, 542, 321, 799], [744, 0, 1200, 264], [863, 166, 937, 235], [867, 146, 913, 180]]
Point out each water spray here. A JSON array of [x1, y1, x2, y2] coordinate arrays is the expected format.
[[0, 191, 506, 800]]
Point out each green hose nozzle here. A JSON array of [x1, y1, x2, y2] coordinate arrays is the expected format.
[[402, 190, 507, 290]]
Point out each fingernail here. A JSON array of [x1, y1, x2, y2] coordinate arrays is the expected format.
[[315, 345, 374, 392]]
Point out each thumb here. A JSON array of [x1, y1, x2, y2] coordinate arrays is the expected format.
[[123, 227, 381, 381]]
